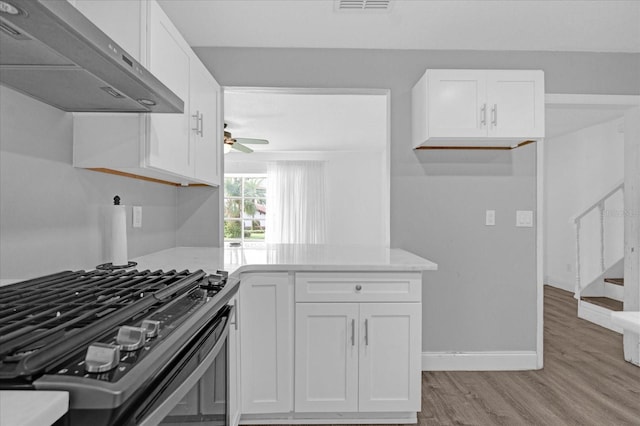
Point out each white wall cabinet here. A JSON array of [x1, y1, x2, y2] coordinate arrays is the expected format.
[[190, 56, 222, 184], [239, 273, 293, 414], [71, 0, 221, 186], [412, 69, 545, 148]]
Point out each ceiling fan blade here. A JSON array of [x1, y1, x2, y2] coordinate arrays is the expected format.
[[233, 138, 269, 145], [232, 142, 254, 153]]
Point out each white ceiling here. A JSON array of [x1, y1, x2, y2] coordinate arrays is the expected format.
[[224, 91, 387, 152], [157, 0, 640, 53]]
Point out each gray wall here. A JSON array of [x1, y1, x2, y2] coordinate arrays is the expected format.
[[0, 86, 220, 279], [196, 47, 640, 352]]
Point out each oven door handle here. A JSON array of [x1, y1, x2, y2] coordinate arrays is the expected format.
[[138, 304, 234, 426]]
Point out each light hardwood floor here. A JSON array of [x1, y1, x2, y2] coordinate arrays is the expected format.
[[418, 286, 640, 425]]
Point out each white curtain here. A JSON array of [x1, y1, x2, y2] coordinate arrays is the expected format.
[[266, 161, 327, 244]]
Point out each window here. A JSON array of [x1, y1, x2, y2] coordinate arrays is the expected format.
[[224, 175, 267, 246]]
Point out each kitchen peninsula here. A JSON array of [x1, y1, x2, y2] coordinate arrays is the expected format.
[[134, 244, 437, 425], [0, 245, 435, 426]]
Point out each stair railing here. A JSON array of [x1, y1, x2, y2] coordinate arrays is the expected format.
[[572, 180, 624, 298]]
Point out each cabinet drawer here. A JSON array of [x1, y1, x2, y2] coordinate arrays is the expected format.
[[295, 272, 421, 303]]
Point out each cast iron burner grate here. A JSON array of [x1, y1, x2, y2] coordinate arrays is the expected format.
[[0, 268, 207, 380]]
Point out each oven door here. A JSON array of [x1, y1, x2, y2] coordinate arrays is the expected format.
[[135, 304, 233, 426]]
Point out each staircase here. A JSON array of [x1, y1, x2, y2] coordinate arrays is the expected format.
[[572, 181, 625, 332]]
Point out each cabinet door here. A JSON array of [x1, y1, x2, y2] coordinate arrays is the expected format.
[[190, 56, 221, 185], [427, 69, 487, 138], [487, 70, 545, 139], [146, 0, 191, 178], [358, 303, 422, 412], [295, 303, 359, 413], [227, 297, 241, 425], [239, 273, 293, 414]]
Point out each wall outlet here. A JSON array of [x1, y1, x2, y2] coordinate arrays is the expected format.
[[516, 210, 533, 227], [485, 210, 496, 226], [133, 206, 142, 228]]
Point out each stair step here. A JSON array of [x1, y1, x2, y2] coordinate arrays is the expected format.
[[581, 296, 623, 311], [604, 278, 624, 286]]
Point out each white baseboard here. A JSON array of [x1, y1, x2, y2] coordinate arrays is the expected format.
[[240, 412, 416, 424], [578, 300, 623, 333], [544, 276, 576, 293], [422, 351, 539, 371]]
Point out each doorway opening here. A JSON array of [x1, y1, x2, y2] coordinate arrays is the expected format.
[[222, 88, 390, 247]]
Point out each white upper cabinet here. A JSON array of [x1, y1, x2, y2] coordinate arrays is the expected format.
[[146, 1, 192, 178], [190, 56, 222, 185], [412, 69, 545, 148], [71, 0, 220, 186]]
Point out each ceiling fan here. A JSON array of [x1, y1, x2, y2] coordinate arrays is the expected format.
[[223, 124, 269, 153]]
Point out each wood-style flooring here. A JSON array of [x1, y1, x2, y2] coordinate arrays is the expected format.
[[261, 285, 640, 426], [418, 286, 640, 425]]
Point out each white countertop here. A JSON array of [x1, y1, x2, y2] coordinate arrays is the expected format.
[[0, 391, 68, 426], [1, 245, 436, 286], [131, 245, 437, 278], [611, 311, 640, 333]]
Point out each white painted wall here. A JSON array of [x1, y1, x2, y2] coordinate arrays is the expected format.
[[226, 150, 387, 246], [544, 117, 625, 291], [0, 86, 220, 280]]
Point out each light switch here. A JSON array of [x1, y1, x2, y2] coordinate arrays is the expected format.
[[132, 206, 142, 228], [516, 210, 533, 227], [485, 210, 496, 226]]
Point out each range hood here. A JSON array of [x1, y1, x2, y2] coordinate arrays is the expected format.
[[0, 0, 183, 113]]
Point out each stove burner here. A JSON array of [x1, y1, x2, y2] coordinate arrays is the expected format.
[[96, 261, 138, 270]]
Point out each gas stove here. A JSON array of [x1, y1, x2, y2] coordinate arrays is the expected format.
[[0, 268, 239, 425]]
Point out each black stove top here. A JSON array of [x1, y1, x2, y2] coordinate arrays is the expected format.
[[0, 268, 233, 385]]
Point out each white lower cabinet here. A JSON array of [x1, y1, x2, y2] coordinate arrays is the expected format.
[[358, 303, 422, 412], [295, 303, 359, 413], [295, 302, 421, 414], [239, 273, 293, 414]]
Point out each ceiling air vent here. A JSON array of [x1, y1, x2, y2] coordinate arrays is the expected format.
[[336, 0, 392, 12]]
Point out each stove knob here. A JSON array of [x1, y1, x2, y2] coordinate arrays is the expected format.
[[85, 342, 120, 373], [141, 319, 161, 338], [116, 326, 145, 351]]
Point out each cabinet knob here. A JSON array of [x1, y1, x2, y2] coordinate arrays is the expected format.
[[355, 284, 362, 291]]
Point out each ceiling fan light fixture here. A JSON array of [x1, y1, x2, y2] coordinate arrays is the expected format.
[[223, 143, 232, 154]]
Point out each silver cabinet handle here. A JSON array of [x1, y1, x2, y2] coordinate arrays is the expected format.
[[191, 111, 203, 137], [230, 299, 238, 330], [198, 113, 204, 137], [191, 110, 200, 134], [491, 104, 498, 126], [480, 103, 487, 126], [351, 319, 355, 346], [364, 319, 369, 346]]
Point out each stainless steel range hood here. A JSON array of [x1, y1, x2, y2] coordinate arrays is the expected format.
[[0, 0, 183, 113]]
